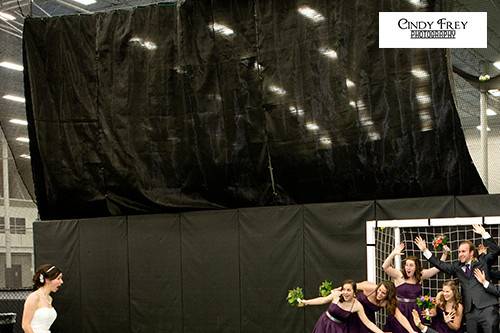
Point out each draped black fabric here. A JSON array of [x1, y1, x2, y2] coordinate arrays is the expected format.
[[23, 0, 486, 220]]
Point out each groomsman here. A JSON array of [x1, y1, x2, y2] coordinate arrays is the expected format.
[[414, 225, 499, 333]]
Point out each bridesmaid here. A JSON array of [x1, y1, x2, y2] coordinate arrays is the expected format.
[[347, 280, 415, 333], [429, 280, 463, 333], [298, 280, 385, 333], [383, 242, 449, 332]]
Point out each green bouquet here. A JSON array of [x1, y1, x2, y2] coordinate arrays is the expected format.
[[319, 280, 334, 297], [286, 287, 304, 307]]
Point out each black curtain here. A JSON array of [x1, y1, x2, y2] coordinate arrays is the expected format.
[[23, 0, 486, 220]]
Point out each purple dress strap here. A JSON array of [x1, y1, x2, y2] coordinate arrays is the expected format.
[[312, 302, 354, 333]]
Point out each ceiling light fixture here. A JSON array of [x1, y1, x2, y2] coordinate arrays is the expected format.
[[488, 89, 500, 97], [9, 119, 28, 125], [0, 62, 23, 71], [298, 6, 325, 23], [0, 12, 16, 20], [16, 137, 29, 143], [476, 125, 491, 132], [3, 95, 25, 103], [493, 61, 500, 70], [20, 154, 30, 159], [487, 109, 497, 116], [71, 0, 96, 5]]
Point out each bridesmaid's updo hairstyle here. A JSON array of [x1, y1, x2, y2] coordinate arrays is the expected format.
[[339, 279, 357, 302], [33, 264, 61, 290]]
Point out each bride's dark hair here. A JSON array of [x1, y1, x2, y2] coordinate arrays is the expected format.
[[33, 264, 62, 290]]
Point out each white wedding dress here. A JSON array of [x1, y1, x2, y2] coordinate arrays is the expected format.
[[31, 307, 57, 333]]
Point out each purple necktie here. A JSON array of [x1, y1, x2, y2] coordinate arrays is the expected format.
[[465, 264, 471, 278]]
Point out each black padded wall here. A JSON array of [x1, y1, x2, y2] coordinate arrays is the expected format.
[[128, 214, 182, 333], [181, 211, 240, 333], [34, 203, 368, 333], [33, 196, 500, 333], [239, 206, 303, 333], [80, 217, 129, 332]]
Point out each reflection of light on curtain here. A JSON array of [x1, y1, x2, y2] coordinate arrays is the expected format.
[[209, 22, 234, 36], [289, 106, 304, 116], [297, 6, 325, 23], [305, 123, 319, 131], [319, 47, 337, 60], [129, 37, 157, 50], [319, 137, 332, 146], [268, 85, 287, 96], [416, 92, 431, 105], [411, 68, 429, 79], [346, 78, 355, 88]]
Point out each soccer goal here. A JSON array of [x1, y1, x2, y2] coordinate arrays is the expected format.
[[366, 216, 500, 325]]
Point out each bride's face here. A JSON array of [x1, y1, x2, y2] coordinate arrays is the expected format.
[[47, 273, 63, 293]]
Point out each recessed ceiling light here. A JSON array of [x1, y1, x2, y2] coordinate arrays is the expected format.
[[71, 0, 96, 5], [494, 61, 500, 70], [20, 154, 30, 159], [16, 137, 29, 143], [487, 109, 497, 116], [0, 62, 23, 71], [3, 95, 25, 103], [476, 125, 491, 132], [9, 119, 28, 125], [0, 12, 16, 20], [488, 89, 500, 97], [346, 79, 355, 88]]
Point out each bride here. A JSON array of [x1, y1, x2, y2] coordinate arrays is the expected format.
[[22, 264, 63, 333]]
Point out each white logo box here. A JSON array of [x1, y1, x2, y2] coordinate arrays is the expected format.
[[379, 12, 487, 48]]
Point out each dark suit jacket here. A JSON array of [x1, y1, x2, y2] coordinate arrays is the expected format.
[[485, 282, 500, 297], [426, 237, 499, 313], [483, 240, 500, 281]]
